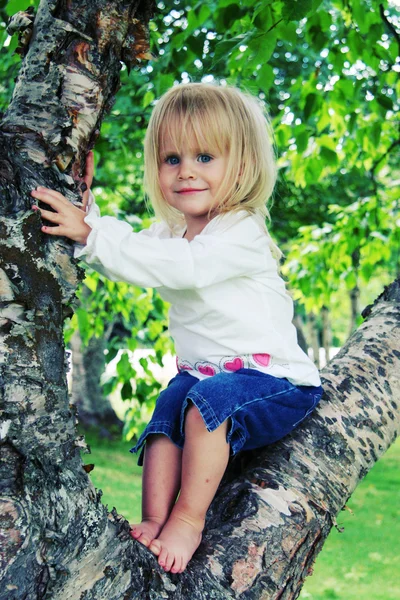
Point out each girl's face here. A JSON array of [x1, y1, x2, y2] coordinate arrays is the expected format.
[[158, 128, 228, 232]]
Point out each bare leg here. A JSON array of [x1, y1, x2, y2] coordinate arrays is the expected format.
[[130, 434, 182, 547], [149, 404, 230, 573]]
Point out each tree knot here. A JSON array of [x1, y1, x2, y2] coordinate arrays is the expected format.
[[7, 7, 36, 57]]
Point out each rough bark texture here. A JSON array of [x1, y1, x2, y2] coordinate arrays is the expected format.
[[1, 2, 399, 599], [0, 1, 154, 598]]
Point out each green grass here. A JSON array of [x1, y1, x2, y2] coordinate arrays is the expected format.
[[83, 432, 143, 521], [83, 433, 400, 599], [300, 439, 400, 600]]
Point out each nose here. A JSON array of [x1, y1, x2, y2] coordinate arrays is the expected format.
[[178, 158, 195, 180]]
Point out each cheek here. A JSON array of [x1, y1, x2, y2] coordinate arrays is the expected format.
[[158, 171, 167, 192]]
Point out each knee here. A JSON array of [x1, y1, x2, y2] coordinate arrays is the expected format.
[[184, 402, 206, 430]]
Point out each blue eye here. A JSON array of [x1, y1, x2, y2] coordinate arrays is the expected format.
[[198, 154, 212, 163], [165, 155, 180, 165]]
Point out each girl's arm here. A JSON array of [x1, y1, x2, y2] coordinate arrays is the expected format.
[[31, 152, 94, 245], [74, 212, 271, 290], [32, 154, 271, 290]]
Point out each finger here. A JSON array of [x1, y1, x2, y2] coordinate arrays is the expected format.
[[36, 187, 68, 202], [31, 188, 68, 208], [41, 225, 64, 236], [82, 152, 94, 209], [37, 208, 62, 223], [82, 188, 90, 210], [84, 151, 94, 189]]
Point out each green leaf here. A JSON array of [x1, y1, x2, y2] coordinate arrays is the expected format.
[[83, 276, 97, 294], [253, 4, 273, 30], [376, 93, 393, 111], [248, 30, 277, 65], [121, 381, 133, 401], [218, 3, 244, 29], [315, 103, 332, 133], [347, 112, 357, 133], [105, 346, 119, 364], [282, 0, 313, 21], [351, 0, 369, 34], [303, 93, 317, 121], [370, 122, 381, 147], [155, 73, 175, 97], [212, 35, 248, 66], [257, 63, 274, 94], [143, 90, 155, 108], [277, 21, 298, 45], [296, 128, 309, 153]]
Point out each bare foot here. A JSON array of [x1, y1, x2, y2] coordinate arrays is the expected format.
[[149, 508, 203, 573], [129, 518, 164, 548]]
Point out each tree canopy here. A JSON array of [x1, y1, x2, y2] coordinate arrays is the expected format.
[[1, 0, 398, 434]]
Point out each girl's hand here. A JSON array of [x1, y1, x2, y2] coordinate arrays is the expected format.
[[31, 151, 95, 244], [31, 188, 92, 245]]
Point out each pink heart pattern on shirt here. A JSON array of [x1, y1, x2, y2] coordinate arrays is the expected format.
[[197, 364, 216, 377], [252, 353, 271, 367], [176, 357, 193, 372], [223, 357, 244, 372]]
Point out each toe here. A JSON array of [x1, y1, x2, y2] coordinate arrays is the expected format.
[[171, 556, 183, 574], [137, 533, 151, 547], [164, 551, 175, 572], [179, 557, 188, 573], [158, 546, 169, 569], [149, 539, 162, 557], [129, 527, 139, 538]]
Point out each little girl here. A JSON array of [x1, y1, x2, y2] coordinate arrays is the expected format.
[[31, 83, 323, 575]]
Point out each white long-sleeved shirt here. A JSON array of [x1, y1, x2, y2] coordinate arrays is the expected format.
[[75, 201, 321, 387]]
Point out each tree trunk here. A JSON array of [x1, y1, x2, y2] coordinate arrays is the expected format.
[[70, 326, 123, 434], [306, 311, 320, 368], [1, 3, 399, 599], [349, 245, 361, 336], [321, 305, 331, 364], [292, 311, 308, 354], [0, 1, 153, 598], [349, 285, 360, 335], [70, 283, 121, 434]]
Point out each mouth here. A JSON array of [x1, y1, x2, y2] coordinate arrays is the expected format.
[[176, 188, 207, 194]]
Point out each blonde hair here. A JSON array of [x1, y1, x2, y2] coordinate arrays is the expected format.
[[144, 82, 278, 234]]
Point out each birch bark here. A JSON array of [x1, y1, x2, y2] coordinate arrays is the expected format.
[[0, 2, 399, 599], [0, 1, 154, 598]]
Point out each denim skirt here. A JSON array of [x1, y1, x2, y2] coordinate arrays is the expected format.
[[130, 369, 323, 465]]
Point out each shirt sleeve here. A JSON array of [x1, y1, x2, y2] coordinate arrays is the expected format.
[[74, 199, 274, 290]]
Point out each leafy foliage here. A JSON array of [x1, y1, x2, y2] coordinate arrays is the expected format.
[[1, 0, 398, 434]]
